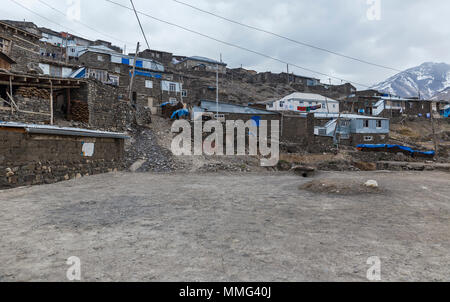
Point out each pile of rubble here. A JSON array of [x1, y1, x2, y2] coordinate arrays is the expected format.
[[124, 127, 187, 173]]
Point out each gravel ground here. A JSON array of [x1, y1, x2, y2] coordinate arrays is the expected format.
[[0, 171, 449, 282]]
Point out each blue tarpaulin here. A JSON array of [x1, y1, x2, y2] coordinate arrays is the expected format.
[[357, 144, 435, 157], [171, 109, 189, 120], [129, 70, 162, 79]]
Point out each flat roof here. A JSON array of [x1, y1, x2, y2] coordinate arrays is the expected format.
[[279, 92, 339, 103], [0, 122, 129, 139], [304, 113, 389, 120], [0, 71, 85, 89], [199, 100, 278, 115]]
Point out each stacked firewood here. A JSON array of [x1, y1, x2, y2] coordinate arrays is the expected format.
[[15, 87, 50, 100], [70, 100, 89, 123]]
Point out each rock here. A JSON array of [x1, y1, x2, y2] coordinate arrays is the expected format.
[[75, 173, 82, 179], [364, 180, 379, 188], [130, 159, 146, 172], [354, 162, 377, 171]]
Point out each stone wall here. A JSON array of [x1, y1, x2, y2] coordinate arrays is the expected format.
[[0, 130, 125, 189], [350, 133, 389, 145], [71, 80, 134, 131], [0, 22, 41, 73], [405, 101, 432, 116], [0, 92, 51, 124]]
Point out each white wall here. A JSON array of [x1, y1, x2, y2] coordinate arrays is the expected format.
[[269, 98, 339, 113]]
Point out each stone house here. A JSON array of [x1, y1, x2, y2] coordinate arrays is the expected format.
[[73, 46, 189, 115], [133, 49, 173, 66], [174, 56, 227, 74], [0, 20, 41, 74], [341, 90, 436, 118], [267, 92, 340, 114]]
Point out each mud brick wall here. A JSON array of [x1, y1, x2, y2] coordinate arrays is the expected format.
[[281, 114, 315, 144], [0, 130, 125, 189]]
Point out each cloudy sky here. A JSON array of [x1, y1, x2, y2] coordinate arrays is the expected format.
[[2, 0, 450, 88]]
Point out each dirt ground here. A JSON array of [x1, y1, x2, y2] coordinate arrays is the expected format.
[[0, 171, 449, 282]]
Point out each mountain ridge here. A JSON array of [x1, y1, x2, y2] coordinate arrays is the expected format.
[[370, 62, 450, 99]]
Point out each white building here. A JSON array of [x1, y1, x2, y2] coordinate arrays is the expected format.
[[267, 92, 340, 114]]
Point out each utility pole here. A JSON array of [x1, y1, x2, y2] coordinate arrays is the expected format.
[[130, 0, 151, 50], [216, 63, 219, 118], [286, 64, 289, 85], [430, 101, 439, 156], [50, 80, 53, 125], [128, 42, 140, 102]]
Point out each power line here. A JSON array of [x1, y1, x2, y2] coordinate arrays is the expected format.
[[104, 0, 371, 88], [9, 0, 86, 37], [130, 0, 150, 50], [9, 0, 134, 50], [37, 0, 135, 47], [172, 0, 402, 73]]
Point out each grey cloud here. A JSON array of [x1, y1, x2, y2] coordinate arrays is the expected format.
[[2, 0, 450, 88]]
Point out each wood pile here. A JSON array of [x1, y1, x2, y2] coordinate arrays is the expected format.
[[16, 87, 50, 100], [70, 100, 89, 123]]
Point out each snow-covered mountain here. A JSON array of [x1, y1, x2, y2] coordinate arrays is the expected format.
[[370, 62, 450, 99], [431, 86, 450, 101]]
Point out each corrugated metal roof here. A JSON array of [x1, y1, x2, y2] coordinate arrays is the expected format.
[[280, 92, 339, 103], [0, 122, 129, 139], [200, 100, 278, 115]]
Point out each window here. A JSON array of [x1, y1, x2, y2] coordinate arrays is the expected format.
[[364, 136, 374, 142], [97, 55, 104, 62], [169, 98, 177, 104], [376, 120, 382, 128], [114, 66, 121, 73], [363, 120, 370, 128], [145, 80, 153, 89], [88, 69, 107, 82], [169, 83, 176, 92], [182, 89, 188, 97], [0, 37, 11, 54], [132, 92, 137, 102]]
